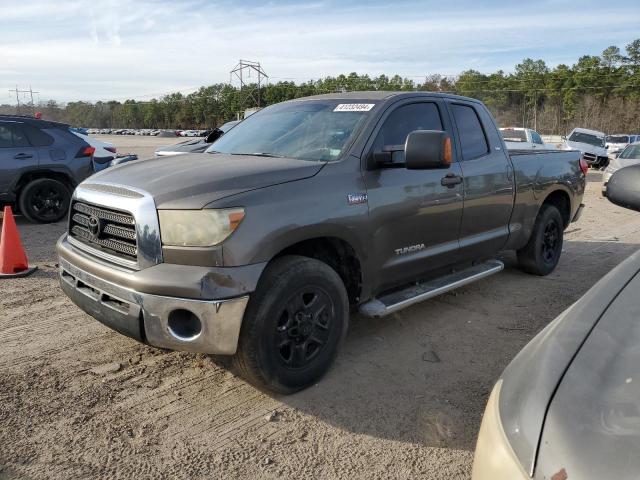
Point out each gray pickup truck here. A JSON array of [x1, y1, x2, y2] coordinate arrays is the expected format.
[[57, 92, 586, 393]]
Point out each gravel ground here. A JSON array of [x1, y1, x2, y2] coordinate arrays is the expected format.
[[2, 147, 639, 479]]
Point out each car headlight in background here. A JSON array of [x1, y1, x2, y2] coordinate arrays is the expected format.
[[158, 208, 245, 246], [472, 380, 529, 480]]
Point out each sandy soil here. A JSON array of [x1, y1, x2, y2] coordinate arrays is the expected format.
[[2, 161, 639, 479]]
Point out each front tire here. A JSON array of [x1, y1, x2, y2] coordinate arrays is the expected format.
[[232, 255, 349, 394], [517, 204, 564, 276], [18, 178, 71, 223]]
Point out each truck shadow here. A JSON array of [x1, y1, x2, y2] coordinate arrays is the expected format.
[[278, 239, 640, 451]]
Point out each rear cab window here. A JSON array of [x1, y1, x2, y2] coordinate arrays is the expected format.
[[451, 104, 489, 160], [501, 129, 527, 143]]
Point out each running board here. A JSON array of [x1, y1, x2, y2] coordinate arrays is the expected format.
[[359, 259, 504, 318]]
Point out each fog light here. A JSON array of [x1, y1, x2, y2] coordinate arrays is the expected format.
[[167, 309, 202, 341]]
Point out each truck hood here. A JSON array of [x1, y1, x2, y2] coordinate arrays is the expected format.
[[88, 153, 324, 209], [564, 140, 607, 156], [534, 264, 640, 479]]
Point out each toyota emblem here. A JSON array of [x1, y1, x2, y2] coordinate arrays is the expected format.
[[88, 215, 101, 238]]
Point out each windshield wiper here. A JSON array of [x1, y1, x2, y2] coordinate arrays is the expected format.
[[227, 152, 285, 158]]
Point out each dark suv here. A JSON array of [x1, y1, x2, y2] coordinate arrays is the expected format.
[[0, 115, 95, 223]]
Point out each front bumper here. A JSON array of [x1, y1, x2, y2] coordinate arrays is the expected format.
[[58, 235, 255, 355]]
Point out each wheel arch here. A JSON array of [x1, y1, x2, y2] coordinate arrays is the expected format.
[[268, 233, 365, 307], [539, 188, 572, 228]]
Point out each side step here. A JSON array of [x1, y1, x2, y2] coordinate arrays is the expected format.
[[359, 259, 504, 318]]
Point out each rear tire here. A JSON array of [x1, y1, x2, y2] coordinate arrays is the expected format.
[[232, 255, 349, 394], [517, 204, 564, 276], [18, 178, 71, 223]]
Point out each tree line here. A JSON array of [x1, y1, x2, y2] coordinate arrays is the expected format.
[[2, 40, 640, 135]]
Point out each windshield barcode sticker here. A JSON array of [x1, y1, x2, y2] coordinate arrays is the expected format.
[[334, 103, 375, 112]]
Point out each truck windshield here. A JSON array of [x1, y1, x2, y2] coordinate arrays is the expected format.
[[500, 130, 527, 142], [606, 135, 629, 144], [206, 100, 375, 161], [568, 131, 605, 147]]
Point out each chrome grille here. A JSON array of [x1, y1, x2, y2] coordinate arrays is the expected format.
[[69, 201, 137, 261], [583, 152, 597, 163]]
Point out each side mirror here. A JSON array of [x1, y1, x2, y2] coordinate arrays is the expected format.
[[405, 130, 452, 170], [605, 144, 610, 149], [561, 135, 567, 141], [607, 164, 640, 211], [205, 129, 224, 143]]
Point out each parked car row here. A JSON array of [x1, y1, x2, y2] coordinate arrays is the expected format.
[[84, 128, 213, 137]]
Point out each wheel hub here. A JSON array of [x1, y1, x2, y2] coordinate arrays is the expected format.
[[275, 288, 334, 368]]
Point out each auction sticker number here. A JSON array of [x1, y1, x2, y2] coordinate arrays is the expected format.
[[334, 104, 375, 112]]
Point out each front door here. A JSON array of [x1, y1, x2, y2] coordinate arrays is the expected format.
[[363, 99, 464, 292]]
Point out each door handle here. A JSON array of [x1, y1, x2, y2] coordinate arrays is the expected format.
[[441, 173, 463, 187], [14, 153, 33, 160]]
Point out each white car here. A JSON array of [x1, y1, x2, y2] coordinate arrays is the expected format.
[[499, 127, 549, 150], [561, 127, 608, 168], [602, 142, 640, 195], [606, 134, 640, 158]]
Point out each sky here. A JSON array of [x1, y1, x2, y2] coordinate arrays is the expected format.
[[1, 0, 640, 104]]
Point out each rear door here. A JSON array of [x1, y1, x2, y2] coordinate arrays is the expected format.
[[446, 101, 514, 260], [0, 121, 39, 194], [363, 98, 464, 291]]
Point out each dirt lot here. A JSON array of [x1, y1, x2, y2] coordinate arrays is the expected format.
[[2, 141, 639, 479]]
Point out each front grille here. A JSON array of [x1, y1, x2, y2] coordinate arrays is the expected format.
[[69, 201, 137, 261], [583, 152, 597, 163]]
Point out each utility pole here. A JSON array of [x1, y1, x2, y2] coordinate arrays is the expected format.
[[9, 85, 39, 114], [229, 60, 268, 117]]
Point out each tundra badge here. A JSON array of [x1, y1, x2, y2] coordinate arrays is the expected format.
[[347, 193, 368, 205]]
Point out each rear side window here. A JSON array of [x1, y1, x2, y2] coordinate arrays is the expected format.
[[22, 123, 54, 146], [373, 102, 443, 163], [451, 104, 489, 160], [0, 123, 30, 148]]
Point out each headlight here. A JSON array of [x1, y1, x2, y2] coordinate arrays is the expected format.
[[472, 380, 529, 480], [158, 208, 245, 247]]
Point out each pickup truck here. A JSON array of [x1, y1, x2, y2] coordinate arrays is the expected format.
[[57, 92, 586, 393], [499, 127, 548, 150]]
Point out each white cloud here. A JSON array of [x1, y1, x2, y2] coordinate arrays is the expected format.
[[1, 0, 639, 102]]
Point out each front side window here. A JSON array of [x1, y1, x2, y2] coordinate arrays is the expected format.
[[531, 131, 544, 144], [619, 144, 640, 159], [0, 123, 30, 148], [207, 100, 375, 162], [372, 102, 443, 163], [452, 104, 489, 160]]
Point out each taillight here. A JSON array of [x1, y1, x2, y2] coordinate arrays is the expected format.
[[76, 146, 96, 158], [105, 146, 116, 154], [579, 156, 588, 175]]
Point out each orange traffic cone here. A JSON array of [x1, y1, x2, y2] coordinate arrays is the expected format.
[[0, 206, 37, 278]]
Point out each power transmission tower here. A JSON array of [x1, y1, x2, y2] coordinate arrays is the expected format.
[[229, 60, 268, 113], [9, 85, 39, 114]]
